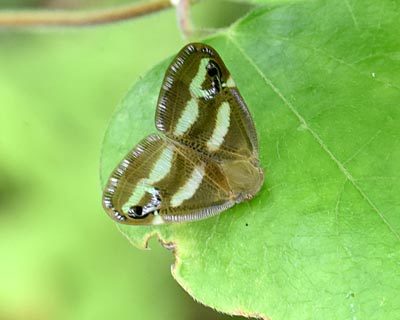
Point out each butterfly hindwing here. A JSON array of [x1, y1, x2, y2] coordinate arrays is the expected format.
[[103, 135, 236, 225], [156, 43, 259, 161]]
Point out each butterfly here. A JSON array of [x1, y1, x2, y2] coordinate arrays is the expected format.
[[102, 43, 264, 225]]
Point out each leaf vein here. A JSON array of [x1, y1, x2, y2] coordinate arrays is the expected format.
[[343, 129, 382, 164], [227, 35, 400, 241], [256, 32, 400, 92], [343, 0, 360, 30]]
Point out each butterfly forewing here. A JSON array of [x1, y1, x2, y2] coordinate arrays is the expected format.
[[156, 43, 259, 161], [103, 135, 236, 225]]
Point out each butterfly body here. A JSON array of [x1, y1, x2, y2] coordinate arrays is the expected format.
[[103, 43, 264, 225]]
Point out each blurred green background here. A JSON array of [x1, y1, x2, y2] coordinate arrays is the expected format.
[[0, 0, 253, 319]]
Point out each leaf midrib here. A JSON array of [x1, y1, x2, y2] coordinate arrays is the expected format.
[[225, 33, 400, 241]]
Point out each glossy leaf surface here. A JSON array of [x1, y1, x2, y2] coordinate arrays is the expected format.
[[101, 0, 400, 318]]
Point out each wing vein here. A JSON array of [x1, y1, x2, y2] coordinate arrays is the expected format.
[[170, 138, 231, 196]]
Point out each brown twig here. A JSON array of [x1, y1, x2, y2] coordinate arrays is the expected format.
[[0, 0, 172, 27], [174, 0, 193, 38]]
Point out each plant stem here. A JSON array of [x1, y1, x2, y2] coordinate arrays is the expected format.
[[0, 0, 172, 27], [175, 0, 193, 38]]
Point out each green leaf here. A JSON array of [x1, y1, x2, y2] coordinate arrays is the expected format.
[[100, 0, 400, 318]]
